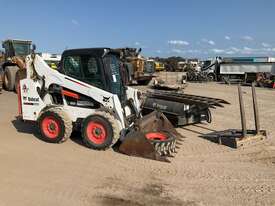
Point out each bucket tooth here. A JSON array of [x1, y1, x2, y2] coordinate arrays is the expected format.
[[170, 141, 176, 153], [167, 142, 173, 155], [154, 143, 159, 152], [168, 144, 174, 155]]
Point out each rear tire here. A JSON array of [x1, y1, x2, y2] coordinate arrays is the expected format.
[[3, 66, 19, 91], [82, 111, 120, 150], [38, 107, 72, 143], [15, 69, 27, 94]]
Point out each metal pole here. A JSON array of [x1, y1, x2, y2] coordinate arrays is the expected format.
[[238, 85, 247, 137], [252, 82, 260, 134]]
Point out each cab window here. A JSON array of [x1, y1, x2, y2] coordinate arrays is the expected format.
[[63, 55, 104, 89], [63, 56, 82, 78], [82, 56, 104, 89]]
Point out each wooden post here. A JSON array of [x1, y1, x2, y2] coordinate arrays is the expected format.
[[238, 85, 247, 137], [252, 83, 260, 134]]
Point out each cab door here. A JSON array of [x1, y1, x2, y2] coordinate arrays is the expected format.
[[62, 54, 106, 90]]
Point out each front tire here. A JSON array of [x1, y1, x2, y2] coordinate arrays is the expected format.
[[38, 108, 72, 143], [82, 111, 120, 150]]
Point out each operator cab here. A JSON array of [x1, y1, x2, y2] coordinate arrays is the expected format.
[[59, 48, 126, 101], [2, 39, 32, 58]]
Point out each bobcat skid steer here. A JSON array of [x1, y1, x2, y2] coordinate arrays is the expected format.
[[17, 48, 180, 162]]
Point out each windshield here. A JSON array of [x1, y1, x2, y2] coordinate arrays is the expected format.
[[144, 61, 154, 73], [13, 42, 31, 56]]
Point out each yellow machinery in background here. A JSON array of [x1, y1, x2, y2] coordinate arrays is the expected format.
[[154, 61, 165, 72], [115, 48, 155, 85]]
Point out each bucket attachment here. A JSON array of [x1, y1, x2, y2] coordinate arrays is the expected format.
[[118, 111, 182, 162], [119, 131, 170, 162]]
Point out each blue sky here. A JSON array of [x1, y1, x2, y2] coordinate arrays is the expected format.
[[1, 0, 275, 58]]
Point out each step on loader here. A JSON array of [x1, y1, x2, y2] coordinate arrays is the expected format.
[[17, 48, 181, 162]]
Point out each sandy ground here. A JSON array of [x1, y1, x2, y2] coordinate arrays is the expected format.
[[0, 83, 275, 206]]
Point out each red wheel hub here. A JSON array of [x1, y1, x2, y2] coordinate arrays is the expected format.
[[86, 122, 107, 144], [145, 132, 168, 141], [42, 116, 60, 139]]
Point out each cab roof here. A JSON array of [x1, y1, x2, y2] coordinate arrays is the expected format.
[[3, 39, 32, 44], [62, 48, 114, 57]]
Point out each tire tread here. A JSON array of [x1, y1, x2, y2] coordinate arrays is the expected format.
[[82, 111, 120, 150], [39, 107, 72, 143]]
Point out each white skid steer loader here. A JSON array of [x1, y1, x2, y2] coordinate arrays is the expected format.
[[17, 48, 180, 162]]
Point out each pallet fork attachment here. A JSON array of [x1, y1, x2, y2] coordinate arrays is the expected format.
[[201, 83, 267, 148]]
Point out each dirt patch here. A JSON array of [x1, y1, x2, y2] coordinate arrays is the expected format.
[[99, 194, 196, 206], [95, 178, 190, 206], [142, 183, 164, 197], [100, 195, 144, 206]]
